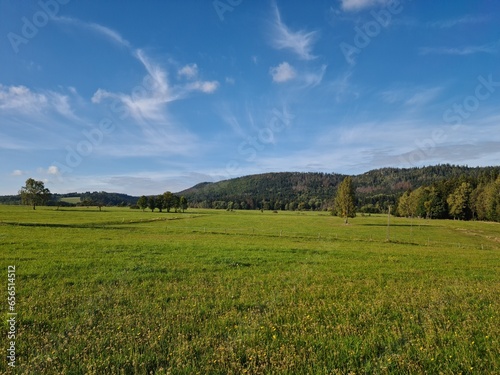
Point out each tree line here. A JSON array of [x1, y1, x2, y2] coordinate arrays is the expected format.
[[136, 192, 188, 213], [397, 175, 500, 221]]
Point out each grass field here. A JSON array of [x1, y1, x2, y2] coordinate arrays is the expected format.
[[1, 206, 499, 374]]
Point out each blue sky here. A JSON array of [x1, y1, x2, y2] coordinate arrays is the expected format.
[[1, 0, 499, 195]]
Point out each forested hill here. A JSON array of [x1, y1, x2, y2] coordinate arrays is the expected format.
[[179, 165, 500, 212]]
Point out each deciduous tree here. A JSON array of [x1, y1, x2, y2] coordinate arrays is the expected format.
[[147, 196, 156, 212], [19, 178, 51, 210], [163, 191, 174, 212], [333, 176, 356, 224], [447, 182, 472, 220], [137, 195, 148, 212], [179, 196, 188, 212], [156, 195, 165, 213]]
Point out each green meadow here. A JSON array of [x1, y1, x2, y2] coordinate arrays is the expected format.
[[1, 206, 499, 374]]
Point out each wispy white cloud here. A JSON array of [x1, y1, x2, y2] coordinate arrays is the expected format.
[[47, 165, 60, 175], [216, 104, 246, 137], [22, 60, 42, 72], [0, 84, 48, 111], [340, 0, 389, 12], [92, 49, 218, 123], [391, 15, 489, 30], [370, 142, 500, 170], [404, 87, 443, 106], [0, 84, 77, 119], [95, 137, 200, 158], [269, 62, 326, 87], [36, 166, 61, 176], [380, 86, 443, 107], [48, 17, 220, 162], [92, 51, 177, 122], [11, 169, 26, 176], [379, 88, 404, 104], [308, 111, 500, 172], [48, 92, 76, 119], [328, 70, 358, 102], [300, 64, 327, 88], [87, 22, 131, 47], [178, 63, 198, 79], [270, 3, 318, 60], [52, 16, 219, 135], [427, 15, 489, 29], [419, 43, 498, 56], [186, 81, 219, 94], [135, 49, 171, 100], [270, 62, 297, 83], [54, 16, 131, 48], [90, 89, 110, 104], [56, 16, 202, 117]]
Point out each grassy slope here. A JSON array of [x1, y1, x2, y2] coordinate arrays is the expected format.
[[58, 197, 81, 204], [1, 206, 499, 374]]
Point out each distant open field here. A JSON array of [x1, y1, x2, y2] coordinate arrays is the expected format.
[[1, 206, 499, 374], [58, 196, 81, 204]]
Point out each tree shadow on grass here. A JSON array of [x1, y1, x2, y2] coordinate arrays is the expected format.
[[358, 223, 430, 228]]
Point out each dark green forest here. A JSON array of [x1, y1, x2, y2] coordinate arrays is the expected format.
[[179, 164, 500, 221]]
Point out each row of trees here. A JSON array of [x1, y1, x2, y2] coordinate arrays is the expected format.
[[397, 176, 500, 221], [16, 178, 189, 213], [190, 198, 329, 211], [136, 192, 188, 213], [333, 174, 500, 224]]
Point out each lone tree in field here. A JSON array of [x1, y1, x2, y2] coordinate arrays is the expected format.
[[19, 178, 51, 210], [333, 176, 356, 224]]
